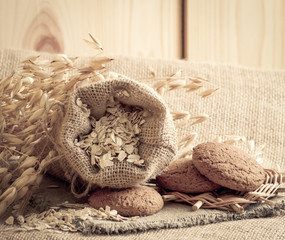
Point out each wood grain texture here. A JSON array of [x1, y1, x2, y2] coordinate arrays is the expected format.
[[1, 0, 284, 69], [0, 0, 181, 58], [185, 0, 285, 69]]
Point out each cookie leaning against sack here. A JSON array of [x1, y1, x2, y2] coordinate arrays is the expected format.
[[156, 158, 221, 193], [192, 142, 266, 192], [88, 185, 164, 217]]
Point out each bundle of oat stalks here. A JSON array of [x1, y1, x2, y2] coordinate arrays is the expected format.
[[0, 34, 218, 221]]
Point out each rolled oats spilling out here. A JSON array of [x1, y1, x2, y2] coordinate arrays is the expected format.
[[16, 203, 137, 232], [75, 96, 147, 169]]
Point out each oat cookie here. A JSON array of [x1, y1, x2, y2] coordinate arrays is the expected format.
[[192, 142, 266, 191], [88, 185, 164, 216], [156, 158, 220, 193]]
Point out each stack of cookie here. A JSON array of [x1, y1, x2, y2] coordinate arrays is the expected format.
[[157, 142, 265, 194], [88, 142, 266, 216]]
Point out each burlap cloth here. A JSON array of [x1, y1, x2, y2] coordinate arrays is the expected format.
[[0, 49, 284, 239]]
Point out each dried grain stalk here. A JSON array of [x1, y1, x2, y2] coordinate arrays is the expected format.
[[0, 34, 113, 217]]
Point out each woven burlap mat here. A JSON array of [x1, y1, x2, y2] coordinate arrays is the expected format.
[[1, 217, 285, 240], [1, 49, 285, 239], [0, 174, 284, 238]]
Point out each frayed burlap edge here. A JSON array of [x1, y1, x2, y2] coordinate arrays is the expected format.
[[73, 196, 285, 235]]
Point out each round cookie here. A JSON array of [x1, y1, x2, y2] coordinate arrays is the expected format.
[[192, 142, 266, 192], [88, 185, 163, 216], [156, 158, 220, 193]]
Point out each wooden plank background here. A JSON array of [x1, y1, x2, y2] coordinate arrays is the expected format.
[[0, 0, 284, 69], [185, 0, 285, 70], [0, 0, 181, 58]]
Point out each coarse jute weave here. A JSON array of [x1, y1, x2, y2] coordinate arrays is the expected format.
[[0, 49, 284, 240], [2, 216, 285, 240]]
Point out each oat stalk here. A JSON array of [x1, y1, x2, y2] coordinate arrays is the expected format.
[[0, 34, 113, 217]]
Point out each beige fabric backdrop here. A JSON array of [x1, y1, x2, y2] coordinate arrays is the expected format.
[[1, 49, 284, 170]]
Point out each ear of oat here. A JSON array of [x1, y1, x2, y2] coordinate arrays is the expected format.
[[247, 139, 255, 152], [189, 114, 209, 126], [148, 66, 156, 78], [198, 88, 219, 98], [175, 114, 190, 129], [88, 56, 113, 71], [153, 80, 168, 90], [171, 111, 190, 120], [189, 76, 209, 83], [178, 132, 198, 149], [168, 70, 182, 80], [88, 33, 103, 50], [84, 33, 103, 51], [177, 145, 193, 159], [184, 83, 203, 92], [168, 80, 186, 90]]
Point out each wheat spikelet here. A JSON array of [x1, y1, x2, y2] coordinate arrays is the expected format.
[[84, 33, 103, 51], [177, 145, 193, 159], [168, 70, 182, 80], [15, 186, 29, 202], [148, 66, 156, 78], [184, 83, 203, 92], [188, 76, 209, 83], [175, 114, 191, 129], [171, 111, 190, 120], [168, 80, 186, 90], [0, 187, 17, 215], [18, 157, 38, 169], [178, 132, 198, 149], [0, 173, 12, 190], [189, 114, 209, 126], [153, 80, 168, 90], [5, 216, 14, 225], [198, 88, 219, 98]]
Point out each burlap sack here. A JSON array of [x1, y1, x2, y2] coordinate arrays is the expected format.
[[55, 77, 177, 191]]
